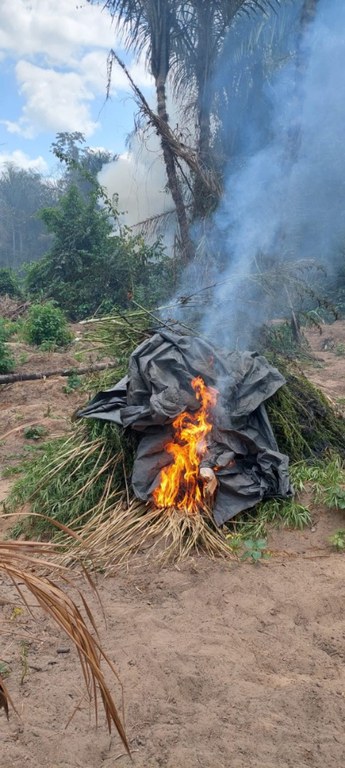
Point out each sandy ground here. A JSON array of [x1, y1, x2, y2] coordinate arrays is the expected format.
[[1, 321, 345, 768]]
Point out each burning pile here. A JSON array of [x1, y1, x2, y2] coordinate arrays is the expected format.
[[78, 330, 291, 531], [8, 327, 345, 567]]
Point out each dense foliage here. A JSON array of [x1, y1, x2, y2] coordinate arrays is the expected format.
[[24, 183, 173, 320]]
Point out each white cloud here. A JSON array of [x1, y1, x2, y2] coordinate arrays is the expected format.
[[0, 0, 117, 65], [0, 149, 48, 174], [0, 0, 153, 141], [12, 60, 98, 137]]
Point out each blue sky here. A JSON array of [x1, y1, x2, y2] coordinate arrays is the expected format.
[[0, 0, 153, 175]]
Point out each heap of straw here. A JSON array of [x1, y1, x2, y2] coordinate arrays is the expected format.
[[59, 500, 234, 572]]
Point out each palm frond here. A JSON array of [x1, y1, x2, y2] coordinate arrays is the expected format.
[[0, 539, 130, 753]]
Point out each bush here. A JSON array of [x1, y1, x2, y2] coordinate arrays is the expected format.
[[0, 268, 22, 297], [25, 302, 72, 347], [0, 341, 15, 373], [0, 321, 15, 373]]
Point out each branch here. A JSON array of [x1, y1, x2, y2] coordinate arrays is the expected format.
[[107, 50, 221, 200]]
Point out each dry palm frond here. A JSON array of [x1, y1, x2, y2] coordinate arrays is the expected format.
[[0, 539, 129, 754], [58, 497, 234, 573]]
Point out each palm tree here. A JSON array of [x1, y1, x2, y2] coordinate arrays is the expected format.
[[99, 0, 194, 262], [172, 1, 285, 214], [90, 1, 283, 245]]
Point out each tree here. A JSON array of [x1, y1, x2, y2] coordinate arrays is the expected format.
[[0, 164, 58, 269], [25, 183, 173, 319], [52, 132, 116, 198], [91, 1, 283, 241], [100, 1, 194, 263]]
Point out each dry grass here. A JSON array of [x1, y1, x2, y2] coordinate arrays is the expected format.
[[0, 538, 129, 754], [57, 497, 234, 572]]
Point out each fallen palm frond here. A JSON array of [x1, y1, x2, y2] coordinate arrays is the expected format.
[[0, 538, 129, 752], [57, 498, 234, 572]]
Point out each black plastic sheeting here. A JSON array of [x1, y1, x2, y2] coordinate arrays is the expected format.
[[77, 331, 291, 524]]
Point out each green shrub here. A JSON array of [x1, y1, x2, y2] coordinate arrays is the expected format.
[[23, 425, 49, 440], [0, 341, 15, 373], [329, 530, 345, 551], [25, 302, 72, 347], [0, 267, 22, 297], [0, 320, 15, 373]]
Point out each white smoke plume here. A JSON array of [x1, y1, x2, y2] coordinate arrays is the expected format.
[[99, 129, 173, 229], [172, 0, 345, 348]]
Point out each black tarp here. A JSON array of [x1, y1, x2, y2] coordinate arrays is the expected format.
[[77, 331, 291, 524]]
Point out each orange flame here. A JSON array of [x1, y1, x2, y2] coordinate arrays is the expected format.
[[153, 376, 218, 514]]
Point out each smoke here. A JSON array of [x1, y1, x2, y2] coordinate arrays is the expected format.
[[99, 128, 173, 230], [174, 0, 345, 349]]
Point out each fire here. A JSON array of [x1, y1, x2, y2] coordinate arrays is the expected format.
[[153, 376, 218, 514]]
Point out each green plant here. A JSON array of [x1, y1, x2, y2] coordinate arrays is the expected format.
[[290, 454, 345, 509], [335, 343, 345, 357], [261, 322, 305, 358], [0, 268, 22, 297], [0, 318, 26, 341], [230, 494, 311, 542], [266, 363, 345, 461], [23, 425, 48, 440], [74, 351, 85, 363], [241, 538, 270, 563], [25, 183, 173, 321], [24, 301, 72, 348], [0, 344, 15, 374], [63, 372, 82, 394], [0, 318, 12, 341], [0, 661, 10, 679], [225, 534, 243, 555], [329, 530, 345, 551]]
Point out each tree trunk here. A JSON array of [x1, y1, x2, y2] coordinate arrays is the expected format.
[[155, 76, 194, 264], [193, 7, 216, 219], [288, 0, 319, 161], [0, 361, 118, 385]]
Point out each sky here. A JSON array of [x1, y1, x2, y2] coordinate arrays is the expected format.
[[0, 0, 154, 175]]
